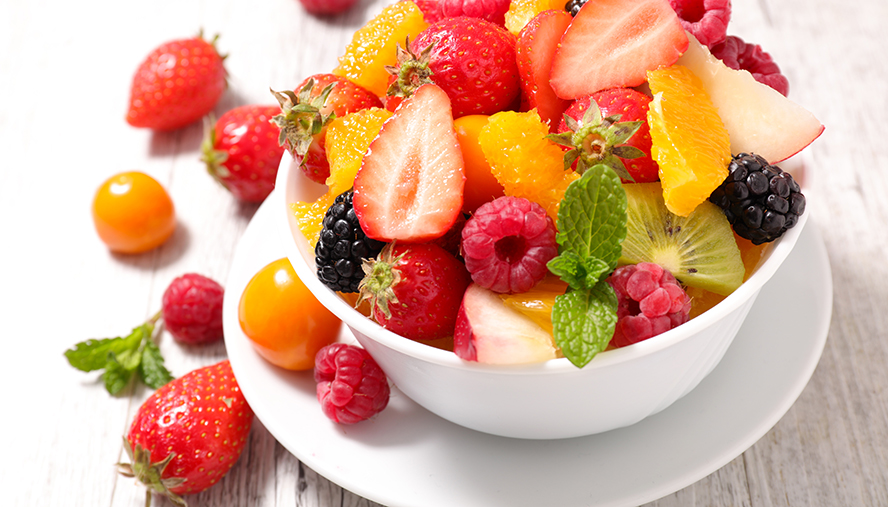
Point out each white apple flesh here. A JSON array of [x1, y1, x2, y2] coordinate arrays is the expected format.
[[676, 34, 824, 163], [454, 283, 558, 365]]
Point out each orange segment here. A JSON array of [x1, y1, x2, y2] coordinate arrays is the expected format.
[[647, 64, 732, 217], [499, 275, 568, 336], [325, 108, 393, 195], [478, 109, 579, 221], [505, 0, 566, 35], [453, 114, 505, 213], [734, 232, 769, 281], [332, 1, 429, 97], [292, 108, 392, 246], [291, 193, 337, 248], [686, 285, 726, 319]]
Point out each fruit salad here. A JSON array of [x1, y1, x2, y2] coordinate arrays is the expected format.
[[280, 0, 822, 368]]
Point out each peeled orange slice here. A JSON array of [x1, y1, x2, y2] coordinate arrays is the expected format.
[[647, 65, 731, 217], [478, 110, 579, 222], [332, 1, 428, 97]]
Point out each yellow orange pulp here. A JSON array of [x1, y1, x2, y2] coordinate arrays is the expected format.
[[647, 65, 732, 217], [478, 109, 579, 222], [332, 1, 428, 97], [505, 0, 566, 35], [499, 275, 569, 336]]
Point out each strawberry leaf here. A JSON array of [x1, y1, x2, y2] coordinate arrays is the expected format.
[[551, 282, 618, 368]]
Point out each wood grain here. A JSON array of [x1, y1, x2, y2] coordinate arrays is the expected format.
[[1, 0, 885, 506]]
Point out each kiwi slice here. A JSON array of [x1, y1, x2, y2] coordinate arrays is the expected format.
[[620, 182, 744, 296]]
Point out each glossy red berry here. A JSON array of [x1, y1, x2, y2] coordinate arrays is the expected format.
[[202, 104, 284, 203], [461, 196, 558, 294], [315, 344, 390, 424], [126, 35, 227, 131], [162, 273, 225, 345], [606, 263, 691, 348], [667, 0, 731, 48]]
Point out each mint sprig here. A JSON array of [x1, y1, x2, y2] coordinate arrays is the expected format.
[[547, 164, 628, 367], [64, 312, 174, 395], [551, 282, 618, 367]]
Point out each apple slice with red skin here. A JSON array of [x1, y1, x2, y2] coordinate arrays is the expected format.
[[676, 34, 824, 163], [454, 283, 558, 364]]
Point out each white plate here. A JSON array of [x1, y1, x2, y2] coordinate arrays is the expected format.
[[223, 190, 832, 507]]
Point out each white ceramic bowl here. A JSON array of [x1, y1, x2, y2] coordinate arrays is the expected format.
[[275, 152, 809, 440]]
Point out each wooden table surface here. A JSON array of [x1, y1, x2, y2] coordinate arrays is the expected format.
[[3, 0, 885, 505]]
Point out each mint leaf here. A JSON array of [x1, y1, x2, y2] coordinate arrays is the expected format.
[[65, 313, 173, 395], [139, 340, 174, 389], [551, 282, 618, 368], [103, 354, 135, 395], [553, 164, 627, 269], [64, 326, 145, 372], [547, 253, 611, 291]]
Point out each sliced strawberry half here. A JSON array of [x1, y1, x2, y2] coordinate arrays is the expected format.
[[516, 9, 572, 132], [353, 84, 465, 243], [549, 0, 689, 99]]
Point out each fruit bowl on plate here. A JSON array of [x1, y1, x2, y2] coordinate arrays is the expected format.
[[274, 146, 809, 440]]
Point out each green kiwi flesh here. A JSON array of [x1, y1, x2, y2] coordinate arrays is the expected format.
[[620, 182, 744, 296]]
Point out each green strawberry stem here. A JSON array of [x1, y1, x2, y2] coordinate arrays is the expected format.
[[117, 437, 187, 507], [357, 243, 406, 319], [384, 37, 435, 100], [270, 79, 336, 160], [546, 97, 645, 181], [199, 115, 232, 186]]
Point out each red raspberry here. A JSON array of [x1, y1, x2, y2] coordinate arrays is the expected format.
[[668, 0, 731, 48], [314, 344, 390, 424], [413, 0, 511, 25], [161, 273, 225, 345], [711, 35, 790, 97], [297, 0, 358, 15], [460, 196, 558, 294], [606, 263, 691, 348]]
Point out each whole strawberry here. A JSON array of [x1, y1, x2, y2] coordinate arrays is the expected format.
[[272, 73, 382, 184], [298, 0, 358, 15], [358, 243, 471, 341], [118, 360, 253, 506], [398, 17, 520, 118], [161, 273, 225, 345], [551, 88, 659, 183], [126, 34, 226, 131], [201, 105, 283, 202]]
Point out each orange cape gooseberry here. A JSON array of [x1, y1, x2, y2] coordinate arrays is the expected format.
[[91, 171, 176, 254], [238, 257, 341, 370]]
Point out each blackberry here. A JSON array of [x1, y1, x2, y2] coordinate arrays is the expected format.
[[565, 0, 588, 16], [709, 153, 806, 245], [315, 191, 386, 293]]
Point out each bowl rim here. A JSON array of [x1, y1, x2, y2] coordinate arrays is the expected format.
[[276, 151, 809, 375]]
